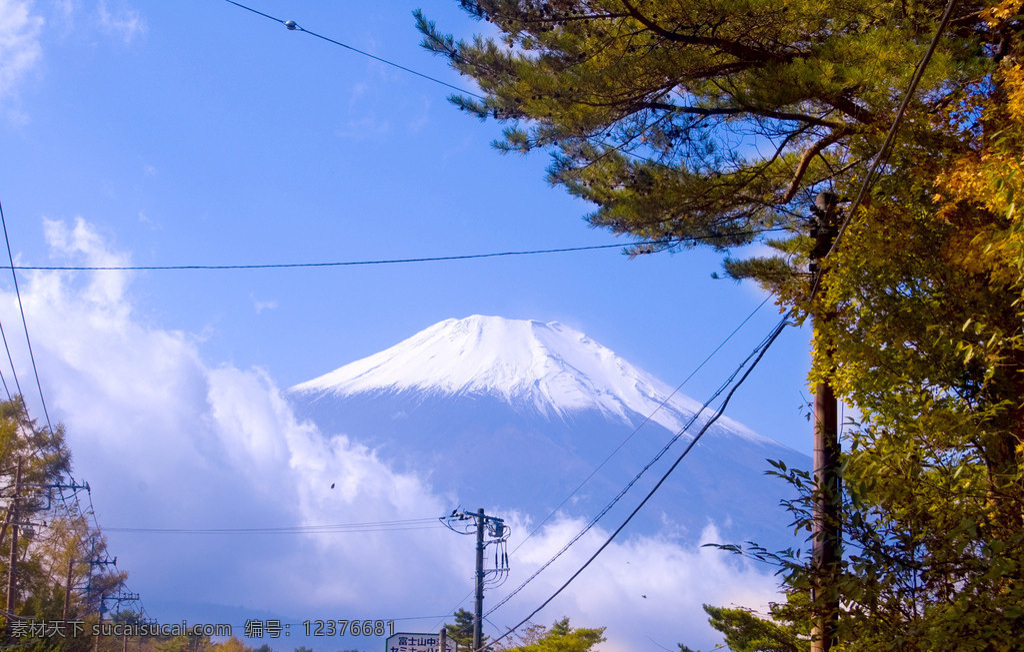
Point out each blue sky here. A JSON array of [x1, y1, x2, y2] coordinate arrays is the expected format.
[[0, 1, 817, 649]]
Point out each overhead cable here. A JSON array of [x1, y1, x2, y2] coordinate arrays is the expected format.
[[0, 196, 142, 620], [485, 308, 788, 619], [7, 230, 785, 272], [507, 293, 774, 558], [430, 293, 776, 632], [221, 0, 485, 99], [483, 314, 791, 650], [0, 199, 54, 437]]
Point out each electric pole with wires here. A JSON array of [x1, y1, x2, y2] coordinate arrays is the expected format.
[[441, 508, 510, 651], [4, 457, 22, 640], [810, 192, 841, 652]]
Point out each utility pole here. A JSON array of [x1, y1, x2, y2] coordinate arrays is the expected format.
[[64, 557, 78, 621], [440, 508, 509, 652], [94, 595, 104, 652], [473, 508, 485, 652], [5, 457, 23, 621], [93, 591, 140, 652], [102, 589, 140, 652], [810, 192, 841, 652], [86, 553, 117, 633]]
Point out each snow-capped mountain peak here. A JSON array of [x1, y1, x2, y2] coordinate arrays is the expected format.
[[289, 315, 760, 438]]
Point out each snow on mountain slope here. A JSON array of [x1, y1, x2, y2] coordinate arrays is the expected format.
[[286, 315, 808, 550], [290, 315, 766, 442]]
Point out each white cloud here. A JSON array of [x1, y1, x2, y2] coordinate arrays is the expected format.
[[408, 97, 432, 133], [0, 0, 44, 106], [335, 114, 392, 140], [2, 217, 783, 649], [250, 294, 277, 314], [54, 0, 75, 20], [494, 518, 779, 651], [97, 0, 145, 44]]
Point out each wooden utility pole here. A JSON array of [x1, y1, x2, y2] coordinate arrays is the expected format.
[[63, 557, 76, 621], [810, 192, 841, 652], [473, 508, 485, 652], [94, 594, 104, 652], [0, 504, 13, 552], [5, 457, 22, 619]]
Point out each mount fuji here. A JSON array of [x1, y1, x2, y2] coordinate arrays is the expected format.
[[286, 315, 808, 551]]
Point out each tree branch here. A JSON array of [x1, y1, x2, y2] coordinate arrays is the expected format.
[[783, 131, 848, 202], [619, 0, 797, 63], [639, 101, 845, 129], [825, 94, 879, 125]]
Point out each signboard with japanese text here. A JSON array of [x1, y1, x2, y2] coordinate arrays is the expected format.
[[385, 632, 457, 652]]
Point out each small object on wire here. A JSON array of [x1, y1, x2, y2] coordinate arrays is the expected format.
[[285, 20, 297, 30]]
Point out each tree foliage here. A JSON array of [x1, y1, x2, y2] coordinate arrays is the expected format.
[[446, 608, 485, 650], [0, 397, 129, 650], [416, 0, 988, 269], [419, 0, 1024, 649], [499, 617, 605, 652]]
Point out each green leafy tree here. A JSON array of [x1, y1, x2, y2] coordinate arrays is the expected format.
[[680, 604, 805, 652], [504, 618, 604, 652], [418, 0, 1024, 649]]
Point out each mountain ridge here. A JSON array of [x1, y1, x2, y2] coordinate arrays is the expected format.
[[289, 314, 772, 446]]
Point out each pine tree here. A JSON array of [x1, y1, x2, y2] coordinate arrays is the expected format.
[[445, 608, 484, 650], [416, 0, 991, 295], [418, 1, 1024, 648]]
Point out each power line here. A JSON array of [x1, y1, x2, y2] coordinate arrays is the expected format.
[[484, 314, 791, 650], [5, 231, 785, 272], [508, 293, 773, 558], [0, 267, 24, 401], [484, 307, 787, 619], [0, 322, 19, 401], [220, 0, 788, 205], [0, 206, 138, 622], [221, 0, 485, 99], [430, 294, 776, 631], [0, 199, 53, 437]]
